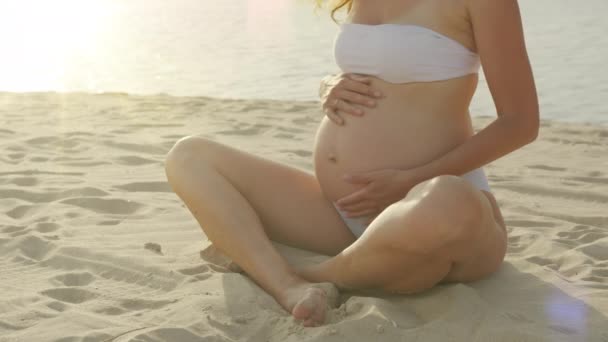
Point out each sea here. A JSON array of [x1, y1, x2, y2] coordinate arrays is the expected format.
[[0, 0, 606, 123]]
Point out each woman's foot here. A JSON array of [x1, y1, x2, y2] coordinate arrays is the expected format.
[[278, 281, 339, 327]]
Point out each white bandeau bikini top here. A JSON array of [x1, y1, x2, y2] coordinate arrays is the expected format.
[[334, 23, 481, 83]]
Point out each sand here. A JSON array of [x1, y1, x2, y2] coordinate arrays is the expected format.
[[0, 92, 607, 341]]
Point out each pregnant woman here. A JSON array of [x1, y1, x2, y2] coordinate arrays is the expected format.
[[165, 0, 539, 327]]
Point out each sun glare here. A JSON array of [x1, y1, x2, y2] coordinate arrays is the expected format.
[[0, 0, 112, 92], [245, 0, 291, 43]]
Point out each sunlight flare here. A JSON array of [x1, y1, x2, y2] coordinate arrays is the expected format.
[[0, 0, 113, 91]]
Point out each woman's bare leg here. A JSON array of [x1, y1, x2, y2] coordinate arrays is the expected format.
[[164, 136, 356, 326], [297, 176, 508, 294]]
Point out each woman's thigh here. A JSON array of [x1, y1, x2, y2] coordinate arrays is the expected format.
[[362, 176, 507, 285], [167, 136, 357, 256], [441, 188, 508, 283]]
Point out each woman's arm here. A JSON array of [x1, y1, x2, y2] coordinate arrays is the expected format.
[[410, 0, 540, 184]]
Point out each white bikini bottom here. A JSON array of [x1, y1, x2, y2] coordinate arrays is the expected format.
[[333, 167, 491, 238]]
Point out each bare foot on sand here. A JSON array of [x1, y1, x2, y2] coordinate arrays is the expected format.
[[279, 282, 339, 327]]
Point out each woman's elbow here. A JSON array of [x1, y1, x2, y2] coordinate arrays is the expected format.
[[507, 110, 539, 145], [523, 110, 540, 144]]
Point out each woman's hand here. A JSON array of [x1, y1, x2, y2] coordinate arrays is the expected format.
[[335, 168, 422, 219], [319, 73, 384, 125]]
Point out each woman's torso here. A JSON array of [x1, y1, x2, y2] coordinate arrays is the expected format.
[[313, 0, 483, 202]]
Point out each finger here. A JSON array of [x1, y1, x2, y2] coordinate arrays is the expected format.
[[345, 207, 378, 218], [333, 96, 364, 116], [343, 173, 372, 184], [330, 96, 360, 117], [325, 107, 344, 125], [343, 75, 384, 98], [340, 200, 376, 213], [341, 79, 379, 102], [344, 73, 372, 84], [336, 188, 368, 207], [337, 89, 376, 109]]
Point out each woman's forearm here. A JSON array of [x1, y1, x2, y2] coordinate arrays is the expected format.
[[410, 114, 539, 184]]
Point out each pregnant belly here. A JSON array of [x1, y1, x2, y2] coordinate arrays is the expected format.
[[312, 109, 472, 203]]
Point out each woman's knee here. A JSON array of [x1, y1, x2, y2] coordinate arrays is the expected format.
[[394, 175, 485, 247], [166, 136, 217, 168], [165, 136, 218, 180], [413, 175, 484, 226]]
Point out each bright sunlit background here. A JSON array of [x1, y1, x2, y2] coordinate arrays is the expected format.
[[0, 0, 337, 100], [0, 0, 606, 122], [0, 0, 113, 91]]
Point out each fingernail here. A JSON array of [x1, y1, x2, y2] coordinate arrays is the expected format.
[[368, 100, 375, 106], [356, 109, 363, 115], [374, 91, 382, 97]]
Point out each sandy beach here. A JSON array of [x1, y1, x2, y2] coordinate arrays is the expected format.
[[0, 92, 606, 341]]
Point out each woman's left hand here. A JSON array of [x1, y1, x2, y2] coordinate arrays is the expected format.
[[335, 168, 421, 218]]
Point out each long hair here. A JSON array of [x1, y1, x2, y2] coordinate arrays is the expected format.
[[315, 0, 353, 24]]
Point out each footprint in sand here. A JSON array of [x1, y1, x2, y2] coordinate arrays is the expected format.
[[51, 272, 96, 287], [41, 287, 98, 304], [7, 152, 25, 161], [97, 220, 121, 226], [115, 182, 172, 193], [93, 306, 127, 315], [177, 264, 210, 276], [505, 219, 555, 228], [526, 164, 567, 172], [46, 301, 69, 312], [34, 222, 60, 233], [17, 235, 57, 261], [9, 177, 38, 186], [60, 197, 143, 215], [114, 155, 159, 166], [40, 247, 181, 293], [144, 242, 163, 255]]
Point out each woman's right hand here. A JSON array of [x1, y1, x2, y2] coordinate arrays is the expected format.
[[319, 73, 384, 125]]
